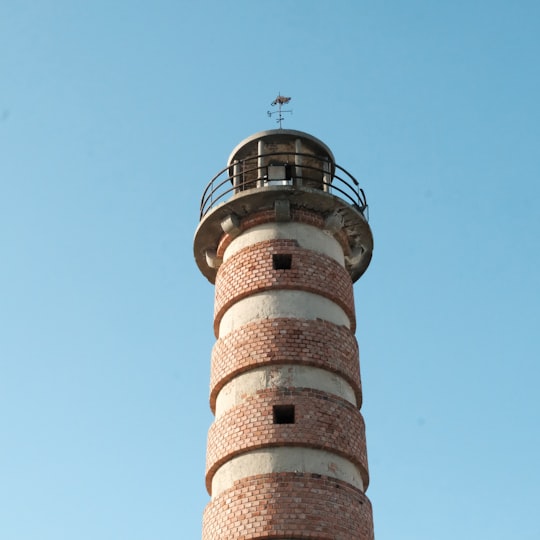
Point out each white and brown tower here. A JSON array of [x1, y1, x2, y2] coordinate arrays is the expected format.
[[194, 129, 374, 540]]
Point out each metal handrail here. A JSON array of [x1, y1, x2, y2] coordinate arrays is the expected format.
[[199, 151, 368, 220]]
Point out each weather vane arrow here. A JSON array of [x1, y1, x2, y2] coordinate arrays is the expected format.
[[267, 94, 292, 128]]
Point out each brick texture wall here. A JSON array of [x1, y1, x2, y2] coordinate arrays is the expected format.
[[202, 472, 374, 540]]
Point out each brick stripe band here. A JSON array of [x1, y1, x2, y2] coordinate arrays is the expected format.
[[210, 318, 362, 411], [214, 240, 356, 335], [202, 472, 374, 540]]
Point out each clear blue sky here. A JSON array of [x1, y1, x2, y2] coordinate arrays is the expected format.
[[1, 2, 539, 539]]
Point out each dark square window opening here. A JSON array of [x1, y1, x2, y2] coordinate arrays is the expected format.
[[273, 404, 295, 424], [273, 254, 292, 270]]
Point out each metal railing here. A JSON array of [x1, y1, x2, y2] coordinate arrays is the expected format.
[[199, 151, 368, 220]]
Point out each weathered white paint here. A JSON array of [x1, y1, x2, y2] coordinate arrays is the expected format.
[[211, 447, 364, 496], [215, 365, 357, 418], [223, 222, 344, 265], [218, 290, 350, 337]]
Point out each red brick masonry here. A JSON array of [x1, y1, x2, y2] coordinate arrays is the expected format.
[[202, 472, 374, 540]]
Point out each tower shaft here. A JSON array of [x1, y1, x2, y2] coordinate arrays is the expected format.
[[194, 130, 374, 540]]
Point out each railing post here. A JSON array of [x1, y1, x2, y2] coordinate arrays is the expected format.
[[257, 140, 265, 188], [294, 139, 303, 187], [323, 159, 331, 193], [233, 160, 241, 193]]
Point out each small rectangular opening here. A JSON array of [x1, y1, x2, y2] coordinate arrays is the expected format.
[[273, 404, 295, 424], [272, 254, 292, 270]]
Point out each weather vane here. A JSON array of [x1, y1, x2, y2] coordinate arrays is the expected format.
[[267, 94, 292, 128]]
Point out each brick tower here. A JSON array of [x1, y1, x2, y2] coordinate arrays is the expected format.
[[194, 128, 374, 540]]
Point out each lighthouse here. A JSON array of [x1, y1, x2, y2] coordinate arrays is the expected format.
[[194, 126, 375, 539]]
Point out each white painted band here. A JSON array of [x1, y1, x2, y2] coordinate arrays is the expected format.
[[218, 290, 350, 338], [215, 365, 357, 418], [211, 447, 364, 497], [223, 222, 344, 266]]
